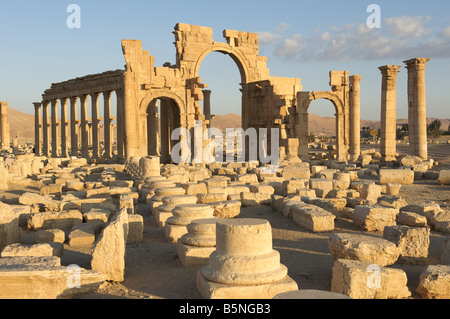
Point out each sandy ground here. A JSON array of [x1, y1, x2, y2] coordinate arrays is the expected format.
[[2, 143, 449, 300]]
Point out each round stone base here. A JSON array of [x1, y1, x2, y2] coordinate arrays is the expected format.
[[196, 271, 298, 299]]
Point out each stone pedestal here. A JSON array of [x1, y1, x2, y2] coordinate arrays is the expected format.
[[149, 186, 185, 215], [165, 204, 214, 243], [197, 218, 298, 299], [155, 195, 198, 227], [177, 218, 218, 267]]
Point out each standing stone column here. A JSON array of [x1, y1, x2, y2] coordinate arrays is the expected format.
[[51, 99, 60, 157], [69, 96, 79, 156], [42, 100, 51, 157], [116, 90, 124, 159], [379, 65, 401, 161], [91, 93, 100, 158], [33, 102, 42, 156], [60, 98, 69, 158], [103, 91, 113, 158], [160, 100, 170, 162], [349, 75, 362, 162], [404, 58, 430, 160], [0, 102, 10, 150], [203, 89, 212, 128], [80, 94, 89, 158], [147, 100, 160, 156]]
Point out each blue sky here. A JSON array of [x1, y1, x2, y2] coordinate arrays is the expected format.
[[1, 0, 449, 122]]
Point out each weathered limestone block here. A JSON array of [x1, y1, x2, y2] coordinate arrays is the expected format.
[[27, 210, 83, 231], [400, 201, 441, 225], [209, 200, 241, 219], [283, 179, 309, 197], [328, 233, 400, 266], [331, 259, 411, 299], [437, 170, 450, 185], [249, 184, 274, 194], [377, 195, 408, 209], [91, 210, 128, 282], [177, 218, 218, 267], [416, 265, 450, 299], [332, 172, 351, 190], [400, 155, 423, 167], [0, 264, 105, 299], [82, 208, 111, 223], [40, 184, 63, 196], [385, 183, 402, 195], [0, 202, 20, 251], [119, 194, 134, 215], [353, 205, 398, 232], [226, 185, 250, 196], [127, 214, 143, 244], [0, 256, 61, 267], [35, 229, 66, 244], [197, 218, 298, 299], [282, 165, 310, 180], [240, 192, 272, 207], [430, 210, 450, 234], [379, 168, 414, 185], [312, 198, 347, 217], [181, 182, 208, 196], [150, 187, 186, 214], [292, 204, 335, 232], [383, 226, 430, 263], [205, 177, 228, 188], [360, 183, 381, 203], [235, 174, 259, 184], [18, 192, 62, 211], [165, 204, 215, 243], [309, 178, 333, 198], [68, 222, 98, 247], [1, 243, 64, 258], [197, 193, 228, 204], [396, 211, 427, 227], [311, 165, 327, 176]]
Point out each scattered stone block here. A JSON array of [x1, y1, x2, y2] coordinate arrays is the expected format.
[[416, 265, 450, 299], [197, 193, 227, 204], [328, 233, 400, 266], [283, 179, 309, 197], [209, 200, 241, 219], [0, 202, 20, 251], [27, 210, 83, 231], [360, 183, 381, 203], [331, 259, 411, 299], [437, 170, 450, 185], [441, 239, 450, 265], [240, 192, 272, 207], [396, 211, 427, 227], [309, 178, 333, 198], [292, 204, 335, 232], [430, 211, 450, 234], [353, 204, 398, 232], [377, 195, 408, 209], [35, 229, 66, 244], [40, 184, 63, 196], [127, 214, 144, 244], [1, 243, 64, 258], [383, 226, 430, 264], [379, 168, 414, 185], [400, 201, 441, 224], [282, 165, 310, 180], [91, 210, 128, 282]]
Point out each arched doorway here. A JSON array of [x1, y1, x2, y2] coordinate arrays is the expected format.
[[297, 91, 346, 161], [141, 91, 183, 164]]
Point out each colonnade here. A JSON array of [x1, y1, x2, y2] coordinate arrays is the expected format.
[[34, 89, 125, 159]]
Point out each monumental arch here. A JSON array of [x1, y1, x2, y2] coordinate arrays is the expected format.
[[36, 23, 361, 163]]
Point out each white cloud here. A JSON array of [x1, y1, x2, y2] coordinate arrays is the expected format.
[[274, 22, 291, 33], [257, 16, 450, 62], [385, 16, 432, 39]]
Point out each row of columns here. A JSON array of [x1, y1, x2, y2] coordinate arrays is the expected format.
[[34, 90, 125, 159], [379, 57, 430, 161]]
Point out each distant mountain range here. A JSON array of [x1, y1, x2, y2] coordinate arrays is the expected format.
[[211, 113, 450, 136], [6, 108, 450, 143]]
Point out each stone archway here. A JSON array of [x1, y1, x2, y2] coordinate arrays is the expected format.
[[139, 90, 184, 163], [297, 91, 347, 161]]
